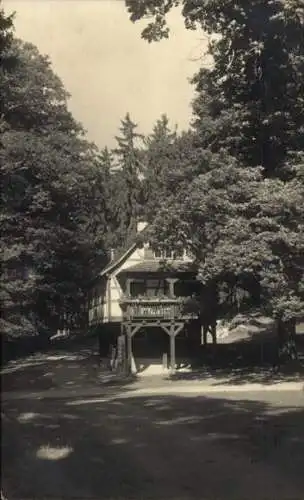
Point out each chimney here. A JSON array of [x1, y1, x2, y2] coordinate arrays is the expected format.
[[137, 221, 148, 233]]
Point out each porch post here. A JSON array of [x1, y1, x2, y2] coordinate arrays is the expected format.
[[126, 279, 132, 296], [126, 325, 133, 374], [169, 323, 176, 372], [166, 278, 178, 298], [125, 323, 142, 374], [162, 323, 184, 373]]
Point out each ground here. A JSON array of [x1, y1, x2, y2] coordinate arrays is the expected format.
[[1, 346, 304, 500]]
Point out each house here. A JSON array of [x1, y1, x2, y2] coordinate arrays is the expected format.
[[88, 222, 202, 373]]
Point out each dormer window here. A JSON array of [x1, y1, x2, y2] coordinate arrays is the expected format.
[[153, 248, 184, 260]]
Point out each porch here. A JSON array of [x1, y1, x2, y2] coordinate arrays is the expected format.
[[119, 296, 200, 373], [114, 264, 200, 373]]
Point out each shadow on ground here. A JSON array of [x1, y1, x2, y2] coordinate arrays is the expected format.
[[2, 387, 304, 499], [167, 337, 304, 385], [167, 363, 304, 385], [0, 338, 137, 395], [2, 345, 303, 395], [1, 333, 86, 363], [2, 331, 304, 391]]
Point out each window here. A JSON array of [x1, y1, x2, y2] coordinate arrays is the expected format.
[[146, 279, 167, 297], [172, 249, 184, 259], [153, 248, 184, 260], [130, 280, 146, 297], [130, 279, 168, 297]]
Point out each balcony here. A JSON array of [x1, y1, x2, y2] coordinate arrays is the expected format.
[[119, 296, 199, 322]]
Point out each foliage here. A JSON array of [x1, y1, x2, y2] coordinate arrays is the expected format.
[[147, 152, 304, 334], [112, 113, 145, 246], [125, 0, 304, 177], [140, 115, 210, 221], [125, 0, 304, 355], [0, 30, 107, 337], [141, 114, 177, 219], [191, 1, 304, 178], [89, 147, 119, 252], [92, 114, 205, 253], [0, 6, 14, 60]]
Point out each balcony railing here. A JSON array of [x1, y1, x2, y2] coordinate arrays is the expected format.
[[119, 296, 199, 321]]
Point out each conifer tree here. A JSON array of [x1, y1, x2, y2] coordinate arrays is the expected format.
[[113, 113, 144, 244]]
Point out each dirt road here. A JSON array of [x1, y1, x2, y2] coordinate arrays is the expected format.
[[1, 352, 304, 499]]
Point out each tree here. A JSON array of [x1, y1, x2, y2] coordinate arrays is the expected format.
[[141, 114, 177, 219], [141, 116, 210, 220], [0, 6, 14, 62], [125, 0, 304, 177], [1, 34, 107, 338], [113, 113, 145, 245], [191, 1, 304, 179], [90, 146, 123, 252], [0, 7, 15, 137], [147, 153, 303, 349]]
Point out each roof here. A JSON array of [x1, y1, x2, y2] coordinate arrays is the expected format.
[[118, 260, 196, 275], [96, 224, 149, 279], [92, 223, 196, 282], [98, 242, 138, 278]]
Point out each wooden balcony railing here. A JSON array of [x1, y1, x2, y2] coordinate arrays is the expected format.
[[119, 296, 199, 321]]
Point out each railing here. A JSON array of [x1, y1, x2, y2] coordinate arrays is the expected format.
[[119, 296, 199, 321]]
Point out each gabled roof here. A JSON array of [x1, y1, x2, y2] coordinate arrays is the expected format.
[[96, 224, 148, 279], [92, 223, 195, 282], [98, 241, 138, 277]]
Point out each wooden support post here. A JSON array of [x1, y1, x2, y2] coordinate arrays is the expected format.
[[168, 322, 184, 372], [162, 323, 184, 373], [126, 325, 133, 375], [165, 278, 178, 298], [162, 352, 168, 370], [125, 323, 142, 375], [126, 279, 131, 297], [170, 330, 176, 372]]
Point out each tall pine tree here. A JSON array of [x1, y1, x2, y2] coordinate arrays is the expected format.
[[142, 114, 177, 219], [113, 113, 144, 245]]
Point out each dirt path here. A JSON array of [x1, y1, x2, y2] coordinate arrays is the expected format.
[[1, 351, 304, 499], [2, 391, 304, 499]]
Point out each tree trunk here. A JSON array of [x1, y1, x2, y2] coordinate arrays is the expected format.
[[276, 318, 298, 369], [210, 320, 217, 345]]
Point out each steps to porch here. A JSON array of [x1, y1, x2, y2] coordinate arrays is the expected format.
[[133, 356, 193, 377]]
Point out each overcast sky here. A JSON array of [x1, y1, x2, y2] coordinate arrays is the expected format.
[[4, 0, 207, 148]]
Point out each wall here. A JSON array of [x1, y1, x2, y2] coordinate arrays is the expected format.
[[104, 246, 145, 322], [88, 279, 106, 326]]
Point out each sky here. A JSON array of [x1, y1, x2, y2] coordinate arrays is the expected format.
[[3, 0, 208, 148]]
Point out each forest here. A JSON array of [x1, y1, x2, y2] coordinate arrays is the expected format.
[[1, 1, 303, 362]]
